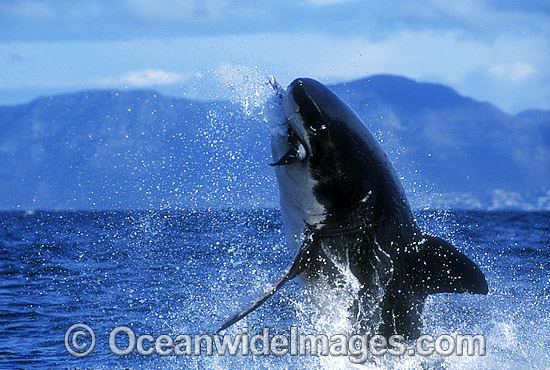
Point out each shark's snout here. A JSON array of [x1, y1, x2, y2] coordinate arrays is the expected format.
[[288, 79, 325, 127]]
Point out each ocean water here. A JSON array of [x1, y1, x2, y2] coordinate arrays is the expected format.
[[0, 209, 549, 369]]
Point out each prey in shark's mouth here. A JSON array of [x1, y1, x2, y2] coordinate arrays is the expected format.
[[218, 77, 488, 339]]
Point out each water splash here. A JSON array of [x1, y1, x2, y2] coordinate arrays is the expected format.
[[214, 64, 278, 120], [182, 66, 281, 208]]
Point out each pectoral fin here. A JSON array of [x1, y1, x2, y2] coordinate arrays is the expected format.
[[217, 236, 318, 332], [412, 235, 488, 295]]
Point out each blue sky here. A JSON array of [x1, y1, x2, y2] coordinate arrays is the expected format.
[[1, 0, 549, 113]]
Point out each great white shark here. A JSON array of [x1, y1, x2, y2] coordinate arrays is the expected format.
[[218, 77, 488, 339]]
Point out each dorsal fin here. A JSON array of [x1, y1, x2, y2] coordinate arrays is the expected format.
[[411, 234, 488, 295]]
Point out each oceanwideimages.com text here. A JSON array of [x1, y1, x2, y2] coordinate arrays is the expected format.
[[65, 324, 486, 364]]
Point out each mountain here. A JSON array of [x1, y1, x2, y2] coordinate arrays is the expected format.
[[331, 75, 550, 209], [0, 75, 548, 210], [0, 90, 275, 209]]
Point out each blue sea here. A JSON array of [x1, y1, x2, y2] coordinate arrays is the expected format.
[[1, 209, 549, 369]]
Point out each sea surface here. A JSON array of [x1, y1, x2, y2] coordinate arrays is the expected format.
[[0, 209, 549, 369]]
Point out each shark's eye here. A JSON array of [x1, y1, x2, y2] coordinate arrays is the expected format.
[[308, 123, 327, 135]]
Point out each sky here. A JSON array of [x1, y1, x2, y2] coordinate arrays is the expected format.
[[0, 0, 549, 113]]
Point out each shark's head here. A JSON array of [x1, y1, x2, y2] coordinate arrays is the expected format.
[[271, 78, 402, 227]]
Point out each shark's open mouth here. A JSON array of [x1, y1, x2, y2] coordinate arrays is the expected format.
[[268, 76, 308, 167], [270, 125, 307, 166]]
